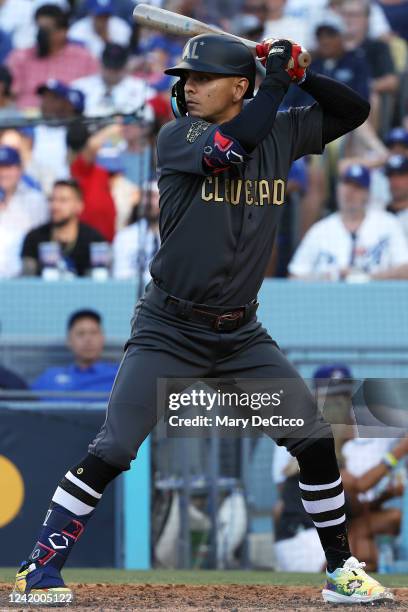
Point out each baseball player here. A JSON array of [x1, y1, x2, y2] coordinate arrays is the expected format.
[[13, 34, 393, 605]]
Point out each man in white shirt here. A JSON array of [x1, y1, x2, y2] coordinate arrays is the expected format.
[[289, 164, 408, 281], [112, 182, 160, 287], [68, 0, 132, 60], [0, 145, 48, 277], [0, 0, 35, 49], [285, 0, 392, 42], [32, 79, 85, 189], [385, 154, 408, 242], [73, 43, 155, 118], [263, 0, 317, 50]]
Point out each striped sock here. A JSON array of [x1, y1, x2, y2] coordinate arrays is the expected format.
[[297, 438, 351, 572], [27, 454, 120, 571]]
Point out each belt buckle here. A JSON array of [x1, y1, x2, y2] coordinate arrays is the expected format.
[[214, 310, 243, 331]]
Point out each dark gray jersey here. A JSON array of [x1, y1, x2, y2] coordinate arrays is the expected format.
[[152, 105, 323, 306]]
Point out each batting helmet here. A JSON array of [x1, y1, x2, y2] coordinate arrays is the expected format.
[[165, 33, 256, 117]]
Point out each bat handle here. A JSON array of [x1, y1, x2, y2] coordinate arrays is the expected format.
[[297, 51, 311, 68]]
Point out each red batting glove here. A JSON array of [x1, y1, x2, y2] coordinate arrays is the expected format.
[[287, 43, 307, 83], [256, 39, 307, 83], [255, 40, 272, 67]]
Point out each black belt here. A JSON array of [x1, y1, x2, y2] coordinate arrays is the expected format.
[[147, 282, 258, 332]]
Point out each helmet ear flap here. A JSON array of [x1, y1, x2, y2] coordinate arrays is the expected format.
[[170, 78, 188, 118]]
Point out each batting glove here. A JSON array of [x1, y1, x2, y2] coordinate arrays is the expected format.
[[256, 38, 308, 83]]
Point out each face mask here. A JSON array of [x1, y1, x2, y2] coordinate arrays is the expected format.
[[36, 27, 52, 57]]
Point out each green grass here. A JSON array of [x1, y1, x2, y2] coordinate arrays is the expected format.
[[1, 569, 407, 588]]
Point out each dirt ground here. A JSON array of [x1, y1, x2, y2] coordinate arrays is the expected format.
[[1, 584, 407, 611]]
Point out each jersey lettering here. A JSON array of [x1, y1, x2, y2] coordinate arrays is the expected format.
[[201, 177, 286, 206]]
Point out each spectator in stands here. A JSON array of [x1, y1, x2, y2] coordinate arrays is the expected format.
[[112, 181, 160, 283], [73, 43, 155, 117], [312, 10, 370, 99], [385, 127, 408, 155], [0, 363, 27, 390], [95, 148, 140, 232], [0, 65, 20, 119], [32, 79, 85, 185], [340, 0, 398, 130], [378, 0, 408, 41], [0, 0, 37, 50], [21, 179, 106, 277], [230, 12, 264, 42], [341, 0, 398, 93], [6, 4, 98, 110], [341, 0, 397, 94], [67, 121, 117, 241], [119, 115, 155, 187], [385, 154, 408, 240], [31, 309, 118, 399], [272, 364, 355, 573], [273, 363, 406, 572], [340, 435, 404, 571], [285, 0, 333, 42], [69, 0, 132, 59], [263, 0, 313, 50], [0, 128, 44, 191], [329, 0, 393, 40], [0, 28, 12, 64], [288, 164, 408, 280], [283, 10, 370, 109], [0, 145, 48, 278]]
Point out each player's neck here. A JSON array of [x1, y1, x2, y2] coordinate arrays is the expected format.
[[205, 106, 242, 125], [341, 210, 365, 231]]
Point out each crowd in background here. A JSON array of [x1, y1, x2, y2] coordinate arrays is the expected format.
[[0, 0, 407, 281]]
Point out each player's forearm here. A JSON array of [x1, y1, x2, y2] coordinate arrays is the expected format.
[[219, 72, 291, 153], [299, 71, 370, 145], [371, 74, 399, 94]]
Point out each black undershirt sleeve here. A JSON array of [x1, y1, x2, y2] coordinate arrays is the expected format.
[[218, 72, 292, 153], [216, 70, 370, 154], [299, 71, 371, 145]]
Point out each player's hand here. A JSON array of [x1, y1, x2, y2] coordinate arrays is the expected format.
[[256, 38, 307, 83], [256, 39, 292, 76]]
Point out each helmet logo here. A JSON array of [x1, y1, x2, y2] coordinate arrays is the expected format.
[[183, 41, 204, 60]]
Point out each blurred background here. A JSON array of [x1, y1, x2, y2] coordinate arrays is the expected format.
[[1, 0, 408, 576]]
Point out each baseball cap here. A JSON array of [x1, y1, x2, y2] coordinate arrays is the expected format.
[[384, 154, 408, 176], [86, 0, 114, 15], [313, 364, 353, 394], [0, 146, 21, 167], [66, 88, 85, 114], [102, 43, 129, 70], [37, 79, 85, 113], [385, 128, 408, 149], [341, 164, 370, 189], [315, 10, 346, 36], [37, 79, 70, 98]]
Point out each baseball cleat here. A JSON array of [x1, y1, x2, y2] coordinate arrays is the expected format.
[[13, 561, 72, 598], [322, 556, 394, 605]]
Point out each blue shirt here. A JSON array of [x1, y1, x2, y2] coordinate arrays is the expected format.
[[31, 361, 118, 401], [379, 1, 408, 41]]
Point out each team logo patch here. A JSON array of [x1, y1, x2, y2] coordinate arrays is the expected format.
[[186, 120, 210, 143]]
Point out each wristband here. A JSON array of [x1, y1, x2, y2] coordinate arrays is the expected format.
[[382, 452, 398, 471]]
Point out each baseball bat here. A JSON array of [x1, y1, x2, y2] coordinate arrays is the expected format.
[[133, 4, 311, 68]]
